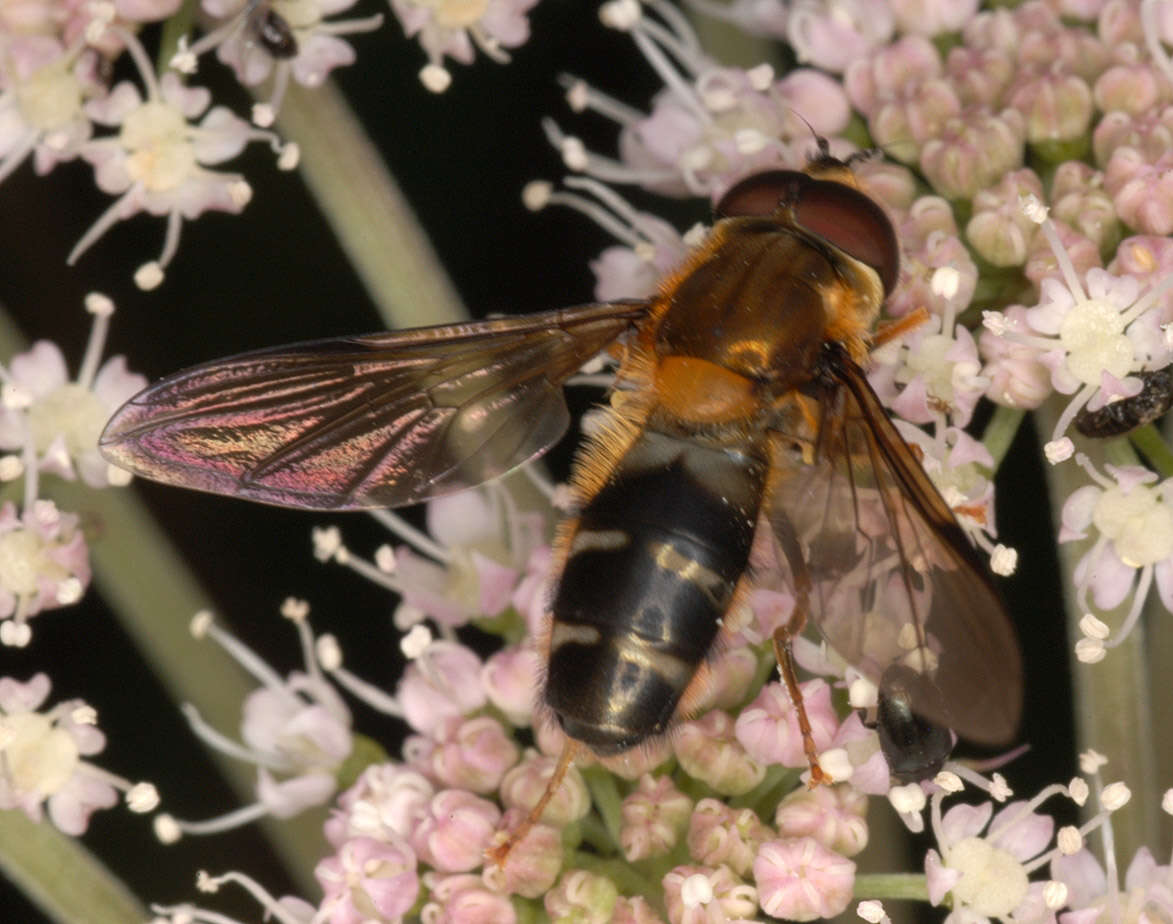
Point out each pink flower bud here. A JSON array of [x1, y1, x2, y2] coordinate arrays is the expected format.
[[499, 752, 590, 827], [430, 716, 520, 794], [411, 789, 501, 873], [427, 872, 517, 924], [663, 864, 758, 924], [482, 645, 541, 727], [544, 869, 619, 924], [920, 108, 1026, 200], [620, 774, 693, 861], [613, 896, 666, 924], [774, 784, 869, 857], [734, 680, 837, 769], [315, 835, 419, 924], [397, 642, 486, 736], [675, 710, 766, 796], [1106, 148, 1173, 236], [754, 837, 856, 922], [483, 808, 563, 899], [325, 763, 434, 847], [686, 797, 772, 877]]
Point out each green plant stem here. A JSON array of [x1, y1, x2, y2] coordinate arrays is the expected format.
[[274, 81, 467, 331], [581, 766, 625, 850], [1034, 396, 1159, 859], [854, 872, 929, 901], [0, 811, 147, 924], [1129, 424, 1173, 478]]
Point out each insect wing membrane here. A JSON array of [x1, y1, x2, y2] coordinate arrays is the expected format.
[[770, 358, 1021, 746], [100, 302, 648, 510]]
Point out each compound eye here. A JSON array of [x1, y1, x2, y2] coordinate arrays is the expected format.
[[714, 170, 809, 219], [793, 179, 900, 296]]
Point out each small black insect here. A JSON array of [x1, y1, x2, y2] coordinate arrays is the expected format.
[[1075, 365, 1173, 438], [250, 4, 298, 59]]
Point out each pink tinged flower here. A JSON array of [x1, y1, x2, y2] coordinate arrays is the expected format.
[[945, 45, 1014, 107], [613, 895, 668, 924], [889, 0, 979, 36], [425, 872, 518, 923], [829, 712, 890, 795], [753, 838, 856, 922], [0, 36, 96, 183], [620, 773, 694, 861], [397, 641, 486, 735], [885, 305, 988, 427], [774, 784, 869, 858], [190, 0, 382, 99], [429, 715, 520, 793], [686, 797, 773, 877], [1092, 107, 1173, 169], [884, 196, 978, 320], [544, 869, 619, 924], [1005, 68, 1094, 147], [498, 751, 589, 827], [395, 486, 545, 627], [315, 835, 419, 924], [325, 762, 434, 847], [1060, 459, 1173, 627], [526, 176, 691, 303], [927, 798, 1055, 920], [483, 808, 562, 899], [786, 0, 894, 74], [734, 679, 837, 770], [919, 107, 1027, 200], [1049, 160, 1120, 256], [0, 500, 90, 644], [844, 35, 959, 164], [389, 0, 539, 91], [675, 710, 766, 795], [966, 169, 1045, 268], [0, 674, 118, 834], [1053, 845, 1173, 922], [1105, 147, 1173, 236], [662, 864, 758, 924], [71, 53, 288, 287], [481, 644, 540, 727], [0, 319, 147, 487], [980, 307, 1053, 409], [411, 789, 501, 872]]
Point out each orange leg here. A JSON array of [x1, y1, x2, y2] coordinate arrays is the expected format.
[[768, 508, 831, 787], [485, 739, 580, 867]]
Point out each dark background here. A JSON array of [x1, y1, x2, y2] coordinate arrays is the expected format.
[[0, 2, 1072, 920]]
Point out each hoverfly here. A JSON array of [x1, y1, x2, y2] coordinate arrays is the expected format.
[[100, 149, 1022, 855]]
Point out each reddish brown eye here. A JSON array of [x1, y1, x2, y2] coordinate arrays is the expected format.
[[714, 170, 808, 220], [792, 179, 900, 296], [715, 170, 901, 296]]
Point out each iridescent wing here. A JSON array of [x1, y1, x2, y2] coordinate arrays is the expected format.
[[100, 302, 649, 510], [769, 354, 1021, 746]]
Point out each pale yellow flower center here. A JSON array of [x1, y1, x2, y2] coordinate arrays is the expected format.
[[1093, 484, 1173, 568], [16, 63, 81, 132], [945, 836, 1028, 917], [3, 712, 79, 796], [28, 384, 106, 457], [1058, 297, 1134, 386], [121, 101, 197, 192]]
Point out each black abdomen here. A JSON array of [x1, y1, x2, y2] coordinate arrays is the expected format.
[[546, 432, 766, 755]]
